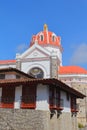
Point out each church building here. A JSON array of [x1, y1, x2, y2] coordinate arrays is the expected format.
[[0, 24, 87, 128]]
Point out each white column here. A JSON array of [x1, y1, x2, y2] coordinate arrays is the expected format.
[[14, 86, 22, 109]]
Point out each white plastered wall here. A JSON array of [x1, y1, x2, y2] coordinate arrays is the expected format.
[[61, 91, 71, 112], [0, 64, 16, 69], [44, 46, 62, 66], [14, 86, 22, 109], [21, 60, 50, 78], [36, 84, 49, 110], [5, 74, 16, 79]]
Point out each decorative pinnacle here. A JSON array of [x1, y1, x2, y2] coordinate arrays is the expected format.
[[44, 24, 48, 31]]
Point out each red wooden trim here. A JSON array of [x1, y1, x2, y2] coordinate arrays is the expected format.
[[49, 106, 63, 110], [71, 109, 78, 112], [1, 103, 14, 108], [21, 102, 36, 109]]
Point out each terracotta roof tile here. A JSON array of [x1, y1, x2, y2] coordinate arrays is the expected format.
[[59, 66, 87, 74], [0, 60, 16, 64], [0, 78, 85, 98]]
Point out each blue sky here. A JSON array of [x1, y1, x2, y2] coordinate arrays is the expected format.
[[0, 0, 87, 69]]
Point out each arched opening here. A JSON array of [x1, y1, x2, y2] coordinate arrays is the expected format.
[[52, 35, 55, 42], [29, 67, 44, 78], [40, 35, 43, 41]]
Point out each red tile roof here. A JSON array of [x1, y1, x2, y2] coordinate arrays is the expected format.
[[30, 24, 62, 48], [0, 67, 34, 79], [59, 66, 87, 74], [0, 60, 16, 65], [0, 78, 85, 98]]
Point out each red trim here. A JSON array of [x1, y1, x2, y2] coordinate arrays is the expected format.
[[71, 109, 78, 112], [1, 103, 14, 108], [20, 103, 36, 109]]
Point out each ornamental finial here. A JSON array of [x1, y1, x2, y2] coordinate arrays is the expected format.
[[44, 24, 48, 31]]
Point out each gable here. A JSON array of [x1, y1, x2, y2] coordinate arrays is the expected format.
[[17, 43, 51, 59], [25, 48, 50, 59]]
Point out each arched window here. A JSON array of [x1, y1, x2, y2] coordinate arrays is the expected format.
[[52, 35, 55, 42], [40, 35, 43, 41], [29, 67, 44, 78]]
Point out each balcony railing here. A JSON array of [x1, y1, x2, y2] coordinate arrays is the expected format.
[[71, 104, 79, 112], [20, 95, 36, 108], [0, 97, 14, 103], [21, 95, 36, 103], [49, 97, 64, 110]]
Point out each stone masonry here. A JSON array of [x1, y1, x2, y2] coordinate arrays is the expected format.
[[0, 109, 78, 130]]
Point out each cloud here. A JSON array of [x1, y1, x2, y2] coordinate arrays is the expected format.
[[70, 43, 87, 65], [16, 43, 28, 53]]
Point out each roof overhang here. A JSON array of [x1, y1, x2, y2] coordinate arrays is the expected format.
[[0, 78, 85, 99]]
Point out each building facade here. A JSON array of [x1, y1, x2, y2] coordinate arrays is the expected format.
[[0, 24, 87, 127], [0, 67, 85, 130]]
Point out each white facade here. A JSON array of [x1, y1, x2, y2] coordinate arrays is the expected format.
[[61, 91, 71, 112], [36, 84, 49, 110], [0, 84, 72, 112], [14, 86, 22, 109]]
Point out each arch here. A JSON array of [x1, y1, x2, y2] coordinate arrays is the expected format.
[[29, 67, 44, 78], [40, 35, 44, 41], [27, 64, 47, 78], [52, 35, 56, 42]]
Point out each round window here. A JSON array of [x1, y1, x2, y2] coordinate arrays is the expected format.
[[29, 67, 44, 78]]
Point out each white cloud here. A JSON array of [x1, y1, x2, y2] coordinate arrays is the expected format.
[[16, 43, 28, 53], [70, 43, 87, 65]]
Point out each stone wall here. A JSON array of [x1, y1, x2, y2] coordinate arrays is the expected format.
[[71, 82, 87, 126], [0, 109, 78, 130]]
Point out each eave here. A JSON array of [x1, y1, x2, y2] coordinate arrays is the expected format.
[[0, 78, 85, 99]]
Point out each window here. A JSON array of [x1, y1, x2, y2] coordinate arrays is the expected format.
[[29, 67, 44, 78], [21, 85, 36, 109], [16, 75, 20, 79], [71, 96, 78, 112], [66, 92, 69, 101], [40, 35, 43, 41], [0, 74, 5, 79], [52, 35, 55, 42], [49, 87, 63, 110], [1, 87, 15, 108]]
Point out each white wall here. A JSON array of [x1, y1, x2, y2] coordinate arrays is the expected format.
[[44, 46, 62, 66], [61, 91, 71, 112], [21, 60, 50, 78], [0, 65, 16, 69], [14, 86, 22, 109], [36, 84, 49, 110], [5, 74, 16, 79]]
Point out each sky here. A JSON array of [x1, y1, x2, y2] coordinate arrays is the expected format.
[[0, 0, 87, 69]]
